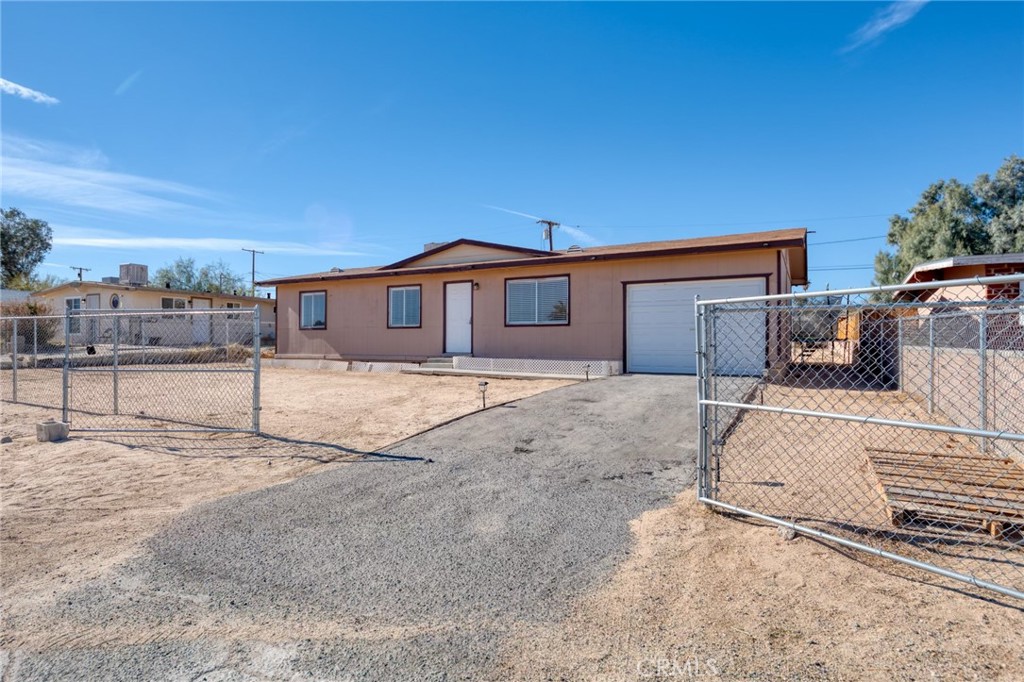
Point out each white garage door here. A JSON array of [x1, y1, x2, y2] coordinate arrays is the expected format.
[[626, 278, 766, 375]]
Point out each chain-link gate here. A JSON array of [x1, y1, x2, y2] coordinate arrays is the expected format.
[[2, 307, 261, 433], [696, 273, 1024, 601]]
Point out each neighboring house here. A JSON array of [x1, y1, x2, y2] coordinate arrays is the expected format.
[[898, 253, 1024, 351], [260, 228, 809, 375], [901, 253, 1024, 304], [31, 264, 276, 347], [0, 288, 31, 305]]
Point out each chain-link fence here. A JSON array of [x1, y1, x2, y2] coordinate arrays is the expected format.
[[696, 273, 1024, 600], [1, 308, 261, 433]]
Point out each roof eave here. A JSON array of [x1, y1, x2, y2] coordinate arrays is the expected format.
[[261, 235, 808, 286]]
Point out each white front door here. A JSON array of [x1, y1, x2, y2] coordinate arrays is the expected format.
[[191, 298, 212, 344], [444, 282, 472, 354], [85, 293, 101, 343]]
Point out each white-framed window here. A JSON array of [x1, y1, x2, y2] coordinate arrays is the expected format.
[[300, 291, 327, 329], [388, 285, 421, 328], [506, 276, 569, 325], [65, 297, 82, 334], [161, 297, 187, 318]]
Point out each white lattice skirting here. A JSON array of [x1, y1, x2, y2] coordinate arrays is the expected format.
[[452, 357, 621, 377], [349, 361, 421, 373]]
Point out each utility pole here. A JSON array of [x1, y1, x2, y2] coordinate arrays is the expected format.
[[537, 219, 559, 252], [70, 266, 91, 281], [241, 248, 264, 296]]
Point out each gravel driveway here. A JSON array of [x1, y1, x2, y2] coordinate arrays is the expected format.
[[7, 375, 697, 681]]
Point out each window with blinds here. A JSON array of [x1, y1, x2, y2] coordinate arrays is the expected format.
[[506, 276, 569, 325], [300, 291, 327, 329], [389, 286, 421, 328]]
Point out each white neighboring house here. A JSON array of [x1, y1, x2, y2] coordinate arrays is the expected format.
[[30, 264, 276, 346]]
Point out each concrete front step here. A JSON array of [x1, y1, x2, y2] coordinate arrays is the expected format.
[[402, 367, 592, 381], [421, 361, 455, 369]]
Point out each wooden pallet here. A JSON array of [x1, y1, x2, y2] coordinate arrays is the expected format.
[[866, 447, 1024, 539]]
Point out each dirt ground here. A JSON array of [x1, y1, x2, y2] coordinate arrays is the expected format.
[[0, 368, 574, 603], [498, 493, 1024, 681], [3, 370, 1024, 680]]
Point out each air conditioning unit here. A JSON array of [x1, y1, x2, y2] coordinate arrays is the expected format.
[[119, 263, 149, 286], [101, 276, 120, 284]]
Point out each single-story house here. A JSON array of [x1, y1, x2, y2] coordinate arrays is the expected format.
[[897, 253, 1024, 351], [899, 253, 1024, 304], [31, 264, 276, 347], [260, 228, 808, 375]]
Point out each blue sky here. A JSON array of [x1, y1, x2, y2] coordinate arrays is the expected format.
[[2, 1, 1021, 293]]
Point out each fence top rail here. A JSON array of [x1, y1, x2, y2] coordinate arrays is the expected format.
[[697, 273, 1024, 306], [0, 314, 69, 321], [64, 307, 259, 317]]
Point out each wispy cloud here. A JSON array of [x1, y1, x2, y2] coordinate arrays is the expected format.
[[257, 124, 310, 158], [3, 133, 218, 218], [841, 1, 929, 53], [4, 133, 379, 262], [481, 205, 603, 246], [560, 224, 602, 247], [114, 69, 143, 96], [0, 78, 59, 105], [51, 226, 367, 257]]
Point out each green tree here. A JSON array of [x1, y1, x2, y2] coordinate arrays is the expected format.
[[4, 272, 67, 292], [153, 257, 249, 294], [198, 259, 249, 294], [976, 154, 1024, 253], [153, 257, 199, 290], [1, 208, 53, 288], [873, 155, 1023, 289]]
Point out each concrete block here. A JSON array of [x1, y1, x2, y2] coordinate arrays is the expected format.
[[36, 420, 69, 442]]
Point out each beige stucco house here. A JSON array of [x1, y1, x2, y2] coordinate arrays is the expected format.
[[260, 228, 808, 375], [900, 253, 1024, 305], [897, 253, 1024, 351], [32, 265, 276, 347]]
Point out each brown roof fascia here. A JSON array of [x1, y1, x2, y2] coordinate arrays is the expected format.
[[382, 238, 553, 269], [262, 233, 807, 286]]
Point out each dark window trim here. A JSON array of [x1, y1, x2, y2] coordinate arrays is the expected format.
[[387, 284, 423, 329], [621, 274, 770, 374], [503, 273, 571, 328], [299, 289, 328, 330]]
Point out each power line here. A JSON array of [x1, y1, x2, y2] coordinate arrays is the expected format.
[[574, 213, 892, 231], [241, 248, 264, 294], [809, 265, 875, 271], [69, 262, 91, 278], [808, 235, 887, 246]]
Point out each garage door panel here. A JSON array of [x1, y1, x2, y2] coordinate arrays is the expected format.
[[626, 279, 765, 375]]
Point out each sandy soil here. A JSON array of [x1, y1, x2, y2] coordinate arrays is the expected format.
[[4, 370, 1023, 680], [498, 493, 1024, 681], [0, 368, 574, 602], [495, 383, 1024, 680]]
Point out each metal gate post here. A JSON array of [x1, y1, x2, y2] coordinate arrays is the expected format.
[[927, 315, 935, 414], [62, 308, 70, 424], [112, 315, 120, 415], [33, 318, 38, 368], [695, 296, 709, 499], [979, 309, 988, 452], [252, 307, 261, 434], [897, 317, 904, 392], [11, 318, 18, 403]]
